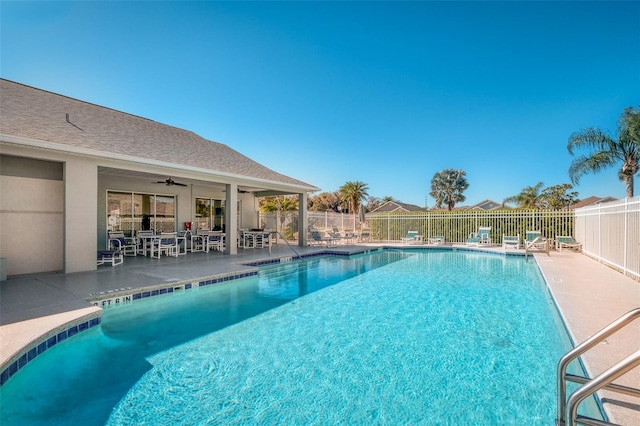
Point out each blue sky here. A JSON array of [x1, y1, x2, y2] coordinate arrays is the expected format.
[[2, 1, 639, 207]]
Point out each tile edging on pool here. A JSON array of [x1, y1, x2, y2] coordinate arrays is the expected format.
[[0, 309, 102, 386], [0, 246, 523, 387]]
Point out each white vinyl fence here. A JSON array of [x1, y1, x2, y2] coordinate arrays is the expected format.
[[574, 197, 640, 279]]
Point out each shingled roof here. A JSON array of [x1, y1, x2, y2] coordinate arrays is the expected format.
[[0, 79, 317, 190]]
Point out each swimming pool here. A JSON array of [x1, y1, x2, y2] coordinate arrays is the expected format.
[[0, 250, 598, 424]]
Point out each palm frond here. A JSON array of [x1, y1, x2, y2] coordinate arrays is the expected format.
[[567, 128, 615, 155]]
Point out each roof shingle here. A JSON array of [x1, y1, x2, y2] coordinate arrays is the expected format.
[[0, 79, 316, 190]]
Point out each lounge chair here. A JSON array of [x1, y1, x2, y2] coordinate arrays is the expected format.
[[427, 236, 445, 245], [467, 227, 491, 246], [555, 235, 582, 252], [525, 230, 547, 251], [401, 231, 423, 245], [108, 231, 137, 256], [502, 234, 520, 250], [358, 228, 372, 242], [309, 229, 334, 247], [333, 227, 356, 244], [327, 228, 345, 245]]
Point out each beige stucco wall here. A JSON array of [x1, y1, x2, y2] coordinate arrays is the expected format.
[[0, 175, 63, 275]]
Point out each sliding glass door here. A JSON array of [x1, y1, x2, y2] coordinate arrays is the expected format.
[[107, 191, 176, 236]]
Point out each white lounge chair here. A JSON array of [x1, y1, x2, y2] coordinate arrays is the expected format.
[[555, 235, 582, 252], [309, 229, 334, 247], [467, 227, 491, 246], [502, 234, 520, 250], [525, 230, 548, 251], [401, 231, 423, 245], [427, 236, 445, 245]]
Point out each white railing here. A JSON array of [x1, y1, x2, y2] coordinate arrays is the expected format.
[[574, 197, 640, 279], [366, 209, 574, 244], [260, 209, 575, 245]]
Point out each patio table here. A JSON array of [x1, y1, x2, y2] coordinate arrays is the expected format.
[[137, 234, 160, 257]]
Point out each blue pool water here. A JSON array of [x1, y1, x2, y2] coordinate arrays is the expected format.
[[0, 250, 594, 424]]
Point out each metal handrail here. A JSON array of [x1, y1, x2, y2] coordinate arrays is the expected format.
[[525, 236, 549, 259], [556, 307, 640, 426], [568, 350, 640, 426], [268, 231, 303, 260]]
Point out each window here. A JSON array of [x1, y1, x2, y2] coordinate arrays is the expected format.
[[195, 198, 225, 231], [107, 191, 175, 236]]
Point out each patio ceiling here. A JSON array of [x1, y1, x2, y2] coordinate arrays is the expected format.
[[98, 166, 296, 196]]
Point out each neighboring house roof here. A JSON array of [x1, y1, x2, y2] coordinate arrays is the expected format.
[[469, 199, 503, 211], [569, 196, 617, 210], [370, 200, 426, 213], [429, 200, 506, 212], [0, 79, 317, 191]]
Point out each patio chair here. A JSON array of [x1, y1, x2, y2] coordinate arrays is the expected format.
[[191, 229, 208, 252], [467, 227, 491, 246], [97, 250, 123, 267], [253, 231, 271, 248], [358, 228, 371, 242], [555, 235, 582, 252], [525, 230, 547, 251], [108, 231, 137, 256], [427, 236, 445, 245], [309, 229, 334, 247], [327, 228, 346, 245], [205, 231, 225, 252], [401, 231, 423, 245], [152, 232, 179, 258], [502, 234, 520, 250], [332, 226, 356, 244]]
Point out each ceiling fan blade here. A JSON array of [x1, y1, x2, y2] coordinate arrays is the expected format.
[[174, 182, 188, 187]]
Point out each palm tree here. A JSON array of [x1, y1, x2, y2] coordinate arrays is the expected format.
[[503, 182, 545, 209], [429, 169, 469, 211], [338, 181, 369, 216], [568, 106, 640, 197]]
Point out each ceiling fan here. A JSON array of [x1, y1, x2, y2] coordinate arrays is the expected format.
[[154, 178, 188, 187]]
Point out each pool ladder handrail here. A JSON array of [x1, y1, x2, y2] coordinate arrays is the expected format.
[[556, 307, 640, 426], [525, 236, 550, 260], [268, 231, 303, 260]]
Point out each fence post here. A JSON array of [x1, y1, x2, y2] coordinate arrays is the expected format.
[[624, 198, 628, 275]]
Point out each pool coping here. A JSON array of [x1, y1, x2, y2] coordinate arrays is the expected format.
[[1, 245, 638, 423]]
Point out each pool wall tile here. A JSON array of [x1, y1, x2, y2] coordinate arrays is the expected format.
[[0, 313, 102, 387]]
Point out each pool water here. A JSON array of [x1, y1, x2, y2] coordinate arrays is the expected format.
[[0, 250, 596, 424]]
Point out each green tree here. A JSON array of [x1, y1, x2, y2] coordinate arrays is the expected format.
[[338, 181, 369, 215], [308, 191, 340, 212], [568, 106, 640, 197], [259, 196, 299, 237], [259, 195, 299, 212], [429, 169, 469, 211], [504, 182, 545, 209], [539, 184, 580, 209]]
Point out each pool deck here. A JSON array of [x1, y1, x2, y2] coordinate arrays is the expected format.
[[1, 244, 638, 424]]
